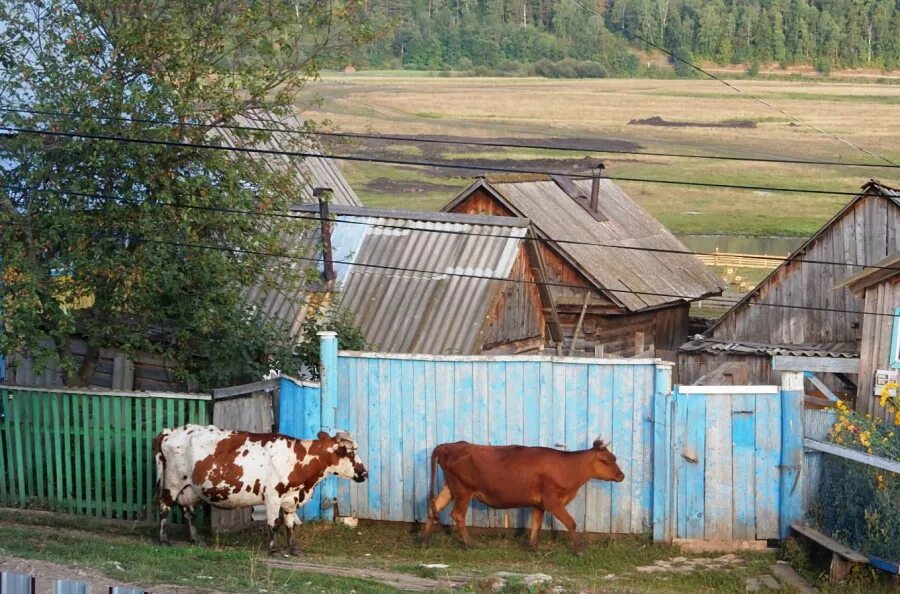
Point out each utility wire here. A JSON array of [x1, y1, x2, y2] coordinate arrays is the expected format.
[[0, 125, 873, 198], [2, 105, 898, 170], [567, 0, 898, 167], [3, 181, 899, 272], [3, 204, 897, 318]]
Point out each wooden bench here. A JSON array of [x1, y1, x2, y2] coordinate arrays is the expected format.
[[790, 522, 869, 580]]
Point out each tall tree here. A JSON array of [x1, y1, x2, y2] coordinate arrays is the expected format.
[[0, 0, 371, 389]]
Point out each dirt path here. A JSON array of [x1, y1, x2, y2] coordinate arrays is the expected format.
[[265, 558, 468, 592], [0, 556, 226, 594]]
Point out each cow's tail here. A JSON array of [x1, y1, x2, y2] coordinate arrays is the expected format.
[[152, 429, 169, 506], [428, 446, 441, 519]]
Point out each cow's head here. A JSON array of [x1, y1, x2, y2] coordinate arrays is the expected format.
[[589, 438, 625, 482], [317, 431, 368, 483]]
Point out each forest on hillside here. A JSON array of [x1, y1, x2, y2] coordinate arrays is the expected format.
[[351, 0, 900, 76]]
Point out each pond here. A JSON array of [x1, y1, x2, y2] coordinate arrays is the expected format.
[[676, 234, 806, 256]]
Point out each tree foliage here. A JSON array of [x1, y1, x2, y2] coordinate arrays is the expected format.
[[0, 0, 372, 389], [352, 0, 900, 74]]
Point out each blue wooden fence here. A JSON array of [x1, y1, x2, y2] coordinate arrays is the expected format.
[[279, 334, 804, 541]]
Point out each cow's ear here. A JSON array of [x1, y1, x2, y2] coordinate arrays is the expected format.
[[317, 430, 330, 440], [593, 439, 606, 450]]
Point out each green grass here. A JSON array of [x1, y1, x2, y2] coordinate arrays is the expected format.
[[2, 511, 898, 593]]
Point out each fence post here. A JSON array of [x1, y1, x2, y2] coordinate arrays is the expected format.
[[652, 364, 674, 542], [779, 371, 804, 538], [318, 331, 338, 518]]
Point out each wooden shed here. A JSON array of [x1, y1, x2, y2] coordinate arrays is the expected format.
[[835, 251, 900, 419], [680, 180, 900, 386], [442, 174, 724, 359], [248, 205, 547, 356]]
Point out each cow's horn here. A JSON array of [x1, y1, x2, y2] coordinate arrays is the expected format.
[[593, 437, 607, 449], [334, 430, 352, 442]]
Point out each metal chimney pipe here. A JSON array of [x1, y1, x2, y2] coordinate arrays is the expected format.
[[313, 187, 335, 289], [589, 164, 604, 213]]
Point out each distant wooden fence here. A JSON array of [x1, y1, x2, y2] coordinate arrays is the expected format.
[[0, 385, 210, 520], [694, 249, 786, 269], [279, 334, 806, 542]]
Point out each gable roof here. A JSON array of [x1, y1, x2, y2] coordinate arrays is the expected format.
[[214, 109, 361, 206], [834, 251, 900, 298], [442, 175, 724, 312], [706, 180, 900, 335], [247, 205, 530, 354]]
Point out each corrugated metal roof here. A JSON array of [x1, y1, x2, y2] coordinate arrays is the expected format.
[[705, 179, 900, 335], [444, 176, 724, 312], [214, 109, 361, 206], [249, 206, 530, 354], [679, 337, 859, 358]]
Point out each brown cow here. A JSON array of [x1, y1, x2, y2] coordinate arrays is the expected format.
[[154, 425, 367, 554], [421, 438, 624, 553]]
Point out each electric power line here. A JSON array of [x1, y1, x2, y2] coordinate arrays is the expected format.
[[3, 181, 899, 272], [3, 204, 897, 319], [0, 124, 876, 198], [2, 105, 898, 170]]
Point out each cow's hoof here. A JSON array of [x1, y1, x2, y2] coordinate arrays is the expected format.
[[463, 542, 478, 550], [267, 549, 278, 557], [287, 548, 304, 557], [158, 540, 171, 547]]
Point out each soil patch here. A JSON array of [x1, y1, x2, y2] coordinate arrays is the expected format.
[[629, 115, 757, 129], [265, 558, 468, 592], [365, 177, 465, 194]]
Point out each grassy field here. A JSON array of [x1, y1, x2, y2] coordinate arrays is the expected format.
[[1, 511, 897, 593], [298, 75, 900, 237]]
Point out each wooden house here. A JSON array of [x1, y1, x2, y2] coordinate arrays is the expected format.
[[249, 205, 546, 355], [441, 174, 724, 359], [835, 251, 900, 419], [680, 181, 900, 386]]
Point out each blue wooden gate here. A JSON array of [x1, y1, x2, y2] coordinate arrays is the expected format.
[[658, 384, 804, 542], [279, 333, 672, 533]]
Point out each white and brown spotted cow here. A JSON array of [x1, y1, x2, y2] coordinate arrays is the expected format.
[[154, 425, 367, 554]]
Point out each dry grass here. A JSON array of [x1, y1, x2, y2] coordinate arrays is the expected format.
[[297, 76, 900, 236]]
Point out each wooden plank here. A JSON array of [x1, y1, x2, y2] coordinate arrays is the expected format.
[[11, 393, 27, 506], [31, 394, 45, 502], [790, 523, 869, 563], [367, 359, 383, 519], [0, 391, 9, 503], [51, 393, 63, 508], [630, 365, 649, 533], [487, 361, 506, 527], [772, 356, 859, 374], [470, 361, 490, 527], [103, 395, 113, 517], [41, 395, 55, 506], [610, 365, 634, 533], [803, 439, 900, 473], [61, 395, 74, 514], [703, 393, 733, 540], [803, 372, 839, 402], [754, 392, 781, 539], [400, 361, 415, 523], [124, 397, 133, 518], [652, 365, 672, 542], [410, 361, 426, 524], [780, 373, 805, 538], [212, 379, 278, 400], [570, 364, 588, 532], [434, 361, 454, 525], [0, 384, 210, 400], [730, 394, 756, 540], [676, 385, 779, 394], [682, 392, 706, 540]]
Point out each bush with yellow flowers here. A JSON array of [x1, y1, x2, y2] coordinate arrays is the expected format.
[[810, 382, 900, 563], [829, 383, 899, 462]]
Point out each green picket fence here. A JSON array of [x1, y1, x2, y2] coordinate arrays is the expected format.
[[0, 385, 211, 520]]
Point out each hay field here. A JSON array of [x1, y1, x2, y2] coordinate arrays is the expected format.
[[297, 75, 900, 236]]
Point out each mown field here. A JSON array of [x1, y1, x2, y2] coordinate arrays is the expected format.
[[297, 75, 900, 237]]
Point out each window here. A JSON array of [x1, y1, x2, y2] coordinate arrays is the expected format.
[[891, 306, 900, 369]]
